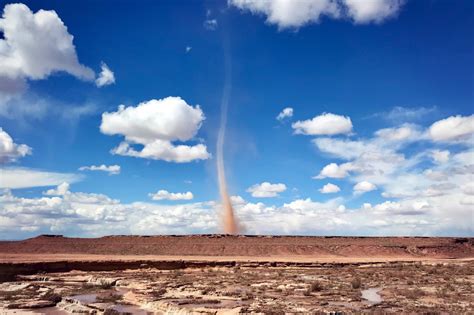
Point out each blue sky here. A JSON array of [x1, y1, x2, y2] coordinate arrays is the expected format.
[[0, 0, 473, 239]]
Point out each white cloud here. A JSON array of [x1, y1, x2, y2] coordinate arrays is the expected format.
[[431, 150, 450, 164], [292, 113, 353, 136], [204, 19, 218, 30], [247, 182, 287, 198], [319, 183, 340, 194], [0, 3, 94, 98], [353, 181, 377, 194], [228, 0, 404, 29], [460, 196, 474, 205], [230, 195, 246, 205], [95, 62, 115, 87], [371, 199, 430, 215], [44, 182, 70, 196], [313, 138, 366, 160], [424, 169, 448, 182], [312, 133, 413, 185], [79, 164, 121, 175], [149, 190, 194, 201], [462, 183, 474, 196], [100, 97, 210, 163], [343, 0, 404, 24], [0, 168, 81, 189], [315, 162, 353, 179], [308, 117, 474, 211], [429, 115, 474, 142], [1, 179, 473, 238], [283, 197, 340, 212], [0, 128, 31, 163], [374, 124, 422, 142], [111, 140, 210, 163], [229, 0, 340, 29], [362, 203, 372, 209], [185, 46, 192, 53], [276, 107, 293, 121]]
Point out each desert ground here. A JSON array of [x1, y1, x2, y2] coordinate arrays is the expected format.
[[0, 235, 473, 314]]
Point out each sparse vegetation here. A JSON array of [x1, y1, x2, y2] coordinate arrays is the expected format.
[[351, 277, 362, 289], [98, 282, 115, 289], [403, 288, 425, 299], [43, 290, 62, 303], [309, 281, 323, 292], [150, 288, 167, 298]]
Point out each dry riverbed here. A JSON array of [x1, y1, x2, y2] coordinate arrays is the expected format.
[[0, 260, 472, 314]]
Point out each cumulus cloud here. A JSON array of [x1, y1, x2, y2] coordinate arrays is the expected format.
[[292, 113, 353, 136], [247, 182, 287, 198], [79, 164, 121, 175], [315, 162, 353, 179], [44, 182, 70, 196], [230, 195, 246, 205], [0, 128, 31, 163], [95, 62, 115, 87], [149, 190, 194, 201], [229, 0, 340, 29], [1, 179, 473, 238], [309, 118, 474, 215], [353, 181, 377, 194], [0, 168, 81, 189], [276, 107, 293, 121], [100, 97, 210, 163], [228, 0, 404, 29], [429, 115, 474, 143], [0, 3, 94, 98], [319, 183, 340, 194], [312, 130, 416, 185], [343, 0, 404, 24], [0, 186, 219, 237], [371, 199, 430, 215]]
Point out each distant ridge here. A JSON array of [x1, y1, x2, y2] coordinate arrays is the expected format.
[[2, 235, 473, 259]]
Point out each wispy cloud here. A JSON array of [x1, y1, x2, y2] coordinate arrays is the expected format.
[[0, 167, 82, 189], [79, 164, 121, 175], [276, 107, 293, 121], [0, 93, 98, 123], [368, 106, 438, 123], [204, 19, 218, 30]]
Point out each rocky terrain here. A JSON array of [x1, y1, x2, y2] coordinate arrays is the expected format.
[[0, 235, 472, 314]]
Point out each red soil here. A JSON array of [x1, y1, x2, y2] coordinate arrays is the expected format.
[[1, 234, 472, 259]]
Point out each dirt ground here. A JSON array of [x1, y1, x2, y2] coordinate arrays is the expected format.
[[1, 235, 472, 259], [0, 235, 473, 314]]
